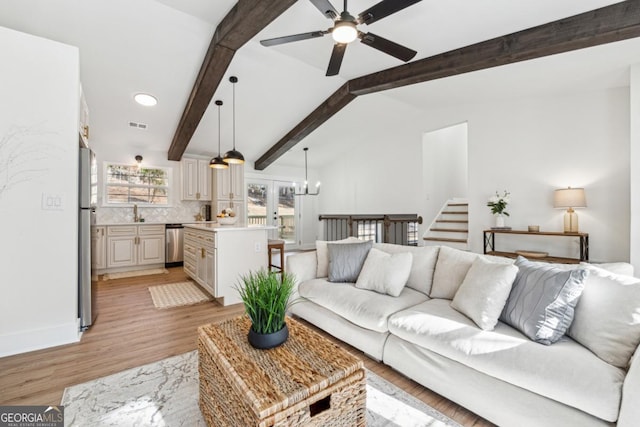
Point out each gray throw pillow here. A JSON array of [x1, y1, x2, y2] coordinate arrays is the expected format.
[[500, 256, 588, 345], [327, 240, 373, 283]]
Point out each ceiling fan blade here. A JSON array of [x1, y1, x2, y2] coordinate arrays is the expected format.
[[260, 31, 327, 47], [326, 43, 347, 76], [358, 0, 422, 25], [309, 0, 339, 20], [359, 32, 417, 62]]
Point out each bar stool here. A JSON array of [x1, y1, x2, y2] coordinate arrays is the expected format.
[[267, 239, 285, 275]]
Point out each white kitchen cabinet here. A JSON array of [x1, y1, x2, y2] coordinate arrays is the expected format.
[[106, 225, 165, 269], [183, 225, 268, 305], [214, 163, 244, 201], [91, 226, 106, 270], [181, 157, 211, 201], [79, 84, 90, 146], [185, 227, 216, 295]]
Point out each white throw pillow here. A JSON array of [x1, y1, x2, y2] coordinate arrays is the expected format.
[[581, 261, 634, 277], [355, 248, 413, 297], [451, 257, 519, 330], [431, 246, 512, 299], [568, 266, 640, 368], [316, 237, 361, 277], [373, 243, 439, 295]]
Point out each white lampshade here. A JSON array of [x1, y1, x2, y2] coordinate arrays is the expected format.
[[553, 187, 587, 208], [553, 187, 586, 233]]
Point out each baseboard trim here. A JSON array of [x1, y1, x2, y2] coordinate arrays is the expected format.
[[0, 320, 81, 358]]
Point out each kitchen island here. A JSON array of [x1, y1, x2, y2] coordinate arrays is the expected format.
[[183, 223, 274, 306]]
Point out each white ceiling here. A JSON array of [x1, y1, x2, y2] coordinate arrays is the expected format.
[[0, 0, 636, 169]]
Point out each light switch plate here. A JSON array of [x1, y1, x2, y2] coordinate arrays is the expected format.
[[42, 193, 63, 210]]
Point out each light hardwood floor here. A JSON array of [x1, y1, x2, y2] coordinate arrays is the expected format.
[[0, 267, 493, 426]]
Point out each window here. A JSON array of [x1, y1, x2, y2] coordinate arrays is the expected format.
[[104, 163, 169, 205]]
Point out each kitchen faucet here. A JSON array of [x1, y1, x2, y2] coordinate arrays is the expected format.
[[133, 204, 139, 222]]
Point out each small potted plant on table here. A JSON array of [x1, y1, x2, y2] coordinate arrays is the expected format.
[[235, 269, 296, 349]]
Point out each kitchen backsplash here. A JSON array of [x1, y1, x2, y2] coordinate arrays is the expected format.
[[97, 201, 209, 224]]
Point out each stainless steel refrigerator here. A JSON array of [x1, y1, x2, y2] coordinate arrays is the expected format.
[[79, 147, 98, 330]]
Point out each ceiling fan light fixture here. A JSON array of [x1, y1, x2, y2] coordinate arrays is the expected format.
[[332, 20, 357, 44]]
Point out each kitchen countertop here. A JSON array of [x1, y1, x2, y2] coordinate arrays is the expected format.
[[95, 221, 219, 226], [184, 223, 276, 232]]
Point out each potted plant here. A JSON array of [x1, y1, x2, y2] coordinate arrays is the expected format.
[[235, 269, 296, 349], [487, 190, 511, 228]]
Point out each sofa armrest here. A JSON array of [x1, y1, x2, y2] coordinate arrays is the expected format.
[[286, 251, 318, 285], [618, 346, 640, 426]]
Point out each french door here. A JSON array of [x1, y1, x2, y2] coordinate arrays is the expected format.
[[246, 179, 299, 248]]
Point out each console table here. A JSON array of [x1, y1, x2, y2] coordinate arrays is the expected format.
[[483, 229, 589, 263]]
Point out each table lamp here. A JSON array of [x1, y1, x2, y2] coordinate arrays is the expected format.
[[553, 187, 586, 233]]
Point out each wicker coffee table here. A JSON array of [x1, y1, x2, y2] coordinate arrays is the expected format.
[[198, 316, 366, 427]]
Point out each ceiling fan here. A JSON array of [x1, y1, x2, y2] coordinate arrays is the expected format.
[[260, 0, 422, 76]]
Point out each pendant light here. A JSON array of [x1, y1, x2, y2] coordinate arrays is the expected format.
[[223, 76, 245, 164], [294, 148, 320, 196], [209, 100, 229, 169]]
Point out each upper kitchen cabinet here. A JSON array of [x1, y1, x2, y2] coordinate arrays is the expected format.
[[181, 156, 211, 201], [79, 83, 90, 146], [214, 163, 244, 201]]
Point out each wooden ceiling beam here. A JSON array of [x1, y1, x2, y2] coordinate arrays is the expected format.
[[350, 0, 640, 95], [254, 83, 356, 170], [168, 0, 298, 161], [254, 0, 640, 170]]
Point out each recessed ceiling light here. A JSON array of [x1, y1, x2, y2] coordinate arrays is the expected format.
[[134, 93, 157, 107]]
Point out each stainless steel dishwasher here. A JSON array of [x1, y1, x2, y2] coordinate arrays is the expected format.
[[165, 223, 184, 267]]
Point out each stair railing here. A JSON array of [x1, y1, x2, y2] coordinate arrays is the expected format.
[[318, 214, 423, 246]]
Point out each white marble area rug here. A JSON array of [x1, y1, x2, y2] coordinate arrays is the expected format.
[[148, 282, 212, 309], [62, 351, 462, 427], [103, 268, 169, 281]]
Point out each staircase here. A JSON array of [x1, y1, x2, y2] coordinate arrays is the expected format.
[[423, 199, 469, 250]]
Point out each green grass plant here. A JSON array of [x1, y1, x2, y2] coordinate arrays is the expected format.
[[235, 269, 296, 335]]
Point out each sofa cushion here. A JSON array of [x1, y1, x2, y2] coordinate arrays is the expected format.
[[568, 266, 640, 368], [328, 240, 373, 282], [373, 243, 439, 295], [500, 256, 588, 345], [451, 257, 518, 330], [430, 246, 513, 299], [316, 237, 361, 278], [298, 278, 429, 333], [388, 299, 625, 422], [355, 248, 413, 297], [582, 261, 634, 277]]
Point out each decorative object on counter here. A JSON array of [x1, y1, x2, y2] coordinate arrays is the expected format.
[[135, 155, 143, 169], [209, 100, 229, 169], [103, 268, 168, 281], [487, 190, 510, 229], [528, 225, 540, 232], [293, 147, 321, 196], [222, 76, 245, 165], [554, 187, 587, 233], [515, 250, 549, 259], [235, 269, 295, 349], [216, 207, 237, 225], [148, 281, 212, 309]]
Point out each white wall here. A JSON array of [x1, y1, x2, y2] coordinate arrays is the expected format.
[[422, 122, 468, 234], [319, 87, 630, 263], [630, 64, 640, 273], [0, 26, 80, 356]]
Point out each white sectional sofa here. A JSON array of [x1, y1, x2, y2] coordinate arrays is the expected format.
[[286, 241, 640, 427]]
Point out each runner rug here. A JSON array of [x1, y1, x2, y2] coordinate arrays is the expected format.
[[61, 351, 461, 426]]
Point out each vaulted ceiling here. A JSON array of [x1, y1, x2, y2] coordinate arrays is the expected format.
[[0, 0, 638, 170]]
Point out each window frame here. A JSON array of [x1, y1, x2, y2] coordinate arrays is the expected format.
[[102, 161, 172, 207]]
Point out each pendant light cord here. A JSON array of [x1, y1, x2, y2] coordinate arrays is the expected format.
[[217, 103, 222, 155], [232, 79, 236, 150]]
